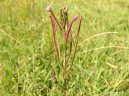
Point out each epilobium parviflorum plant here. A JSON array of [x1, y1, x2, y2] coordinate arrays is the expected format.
[[46, 6, 82, 96]]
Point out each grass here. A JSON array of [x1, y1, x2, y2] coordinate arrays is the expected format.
[[0, 0, 129, 96]]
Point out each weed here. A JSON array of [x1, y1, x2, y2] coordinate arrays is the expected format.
[[46, 6, 82, 96]]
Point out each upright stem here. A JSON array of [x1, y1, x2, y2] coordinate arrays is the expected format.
[[63, 45, 67, 96], [69, 17, 82, 71], [50, 16, 61, 64], [63, 20, 67, 96]]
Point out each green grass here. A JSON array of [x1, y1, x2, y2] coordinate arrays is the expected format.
[[0, 0, 129, 96]]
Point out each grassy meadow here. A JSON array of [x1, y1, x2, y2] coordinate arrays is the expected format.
[[0, 0, 129, 96]]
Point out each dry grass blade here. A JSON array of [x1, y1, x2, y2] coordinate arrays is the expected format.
[[78, 45, 129, 54], [79, 32, 118, 46]]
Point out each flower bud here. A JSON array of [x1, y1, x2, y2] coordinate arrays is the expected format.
[[73, 16, 78, 21], [46, 5, 51, 12]]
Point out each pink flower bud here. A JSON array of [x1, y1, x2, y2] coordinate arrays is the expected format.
[[46, 6, 51, 12], [73, 16, 78, 21]]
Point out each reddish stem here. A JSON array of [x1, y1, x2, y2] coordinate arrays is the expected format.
[[50, 16, 60, 63], [69, 17, 82, 71]]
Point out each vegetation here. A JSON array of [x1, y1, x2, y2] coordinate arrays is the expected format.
[[0, 0, 129, 96]]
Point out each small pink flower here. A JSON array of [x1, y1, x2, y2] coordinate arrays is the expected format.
[[46, 5, 51, 11], [73, 16, 78, 21]]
